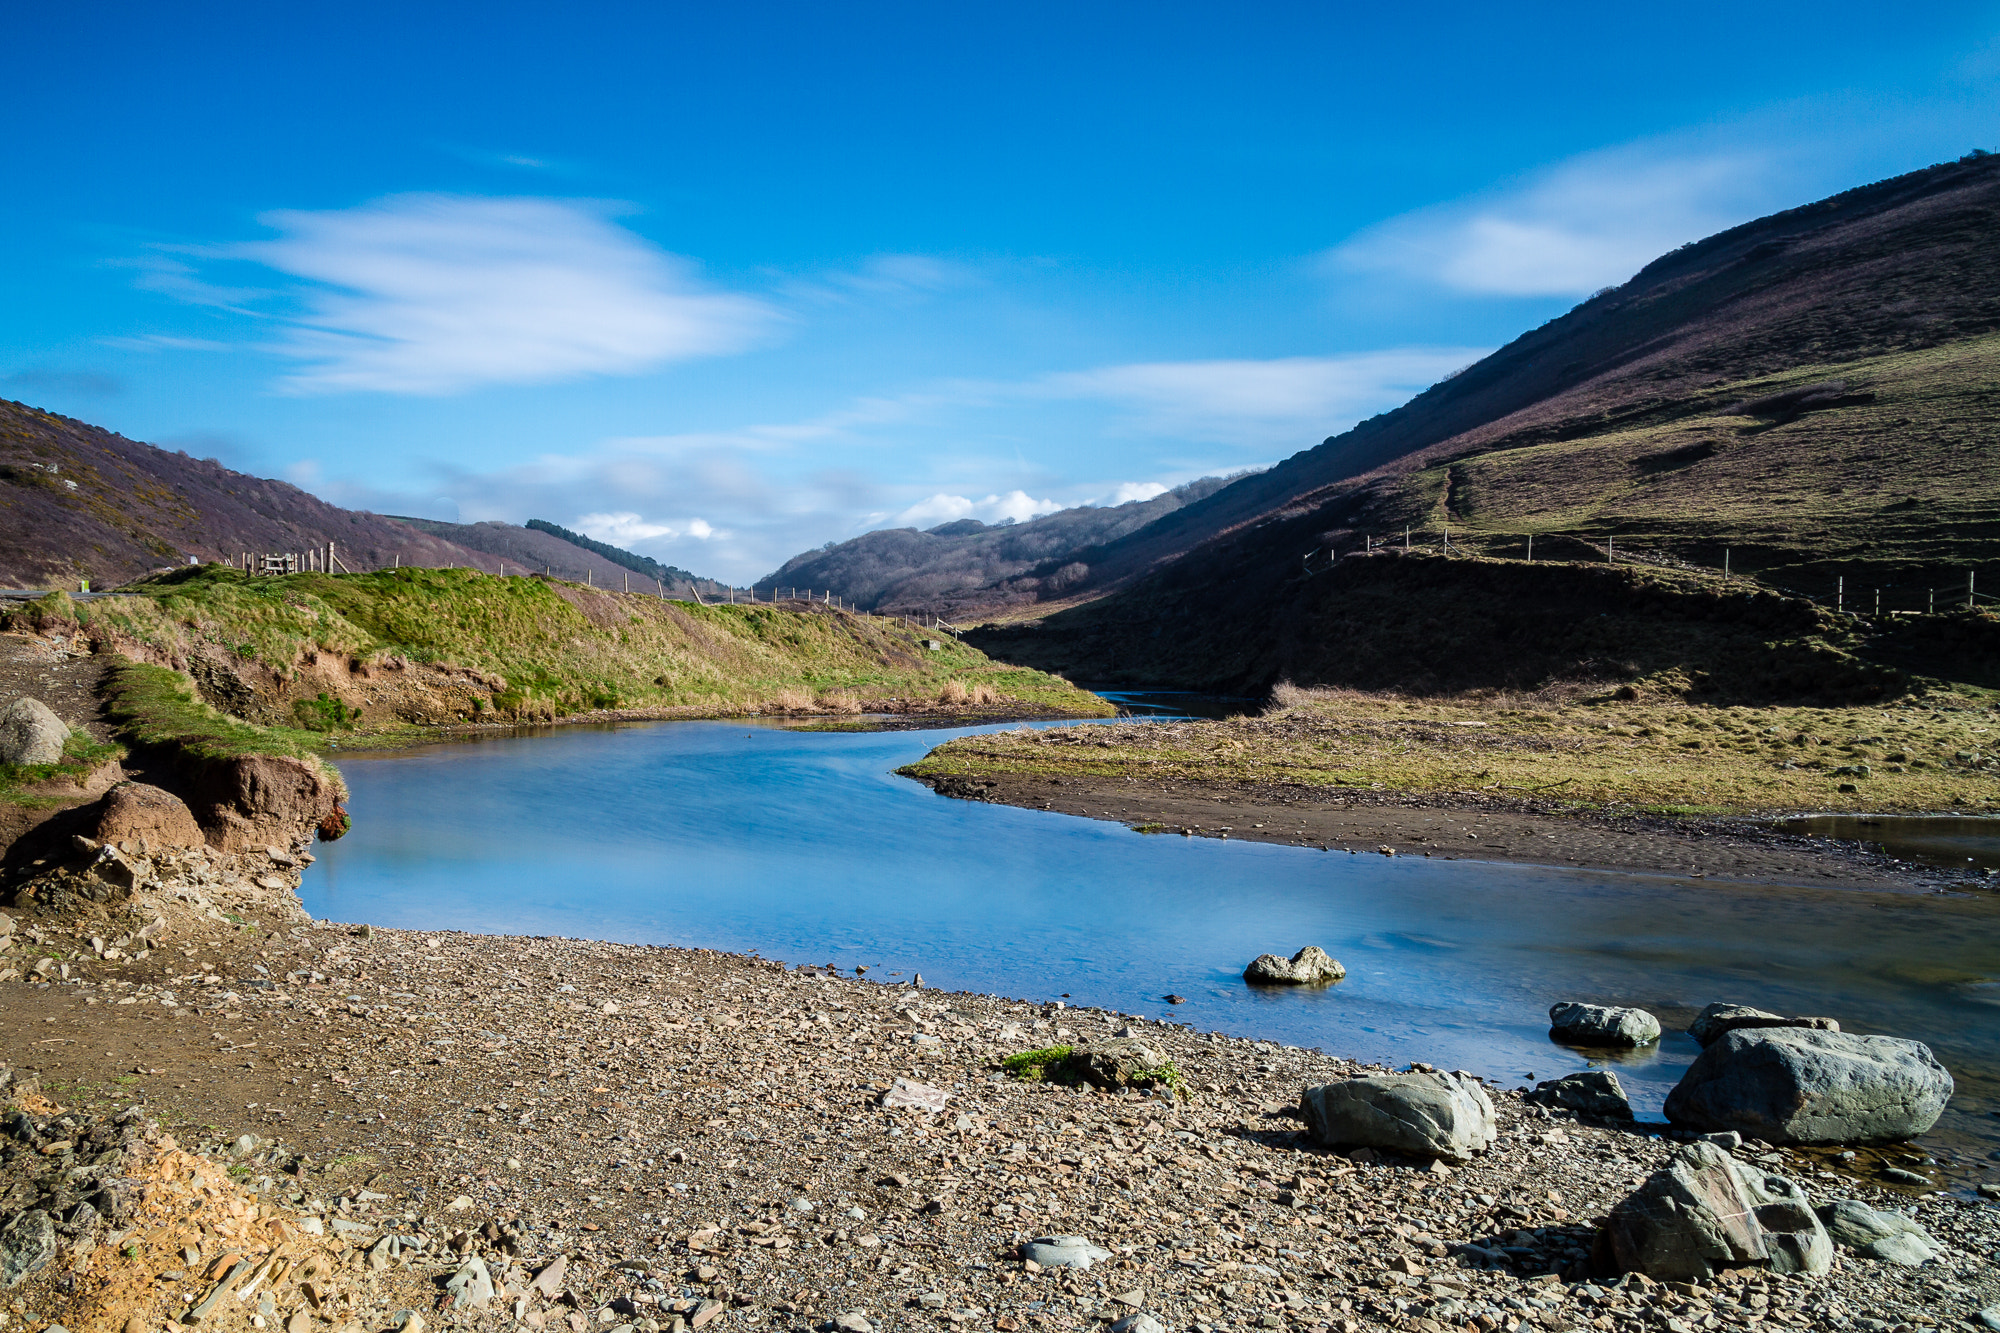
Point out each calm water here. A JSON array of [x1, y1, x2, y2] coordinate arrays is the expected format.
[[1774, 813, 2000, 873], [303, 717, 2000, 1171]]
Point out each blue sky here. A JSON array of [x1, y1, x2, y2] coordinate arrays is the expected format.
[[4, 2, 1997, 582]]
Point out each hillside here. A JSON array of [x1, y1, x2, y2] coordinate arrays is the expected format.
[[388, 516, 730, 598], [0, 399, 519, 588], [970, 153, 2000, 696], [4, 566, 1112, 730], [756, 475, 1236, 617], [1026, 150, 2000, 606]]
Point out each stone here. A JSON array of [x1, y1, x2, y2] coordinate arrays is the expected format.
[[446, 1256, 495, 1310], [1243, 946, 1345, 986], [0, 698, 67, 766], [1300, 1070, 1496, 1162], [1068, 1038, 1173, 1091], [0, 1209, 57, 1288], [1110, 1316, 1164, 1333], [1881, 1166, 1930, 1187], [1817, 1200, 1938, 1265], [1548, 1002, 1660, 1047], [1605, 1141, 1831, 1280], [1532, 1070, 1634, 1119], [878, 1078, 949, 1113], [831, 1314, 872, 1333], [1663, 1029, 1953, 1145], [530, 1255, 568, 1297], [91, 784, 205, 851], [1687, 1003, 1840, 1047], [1975, 1309, 2000, 1333], [1021, 1236, 1112, 1270]]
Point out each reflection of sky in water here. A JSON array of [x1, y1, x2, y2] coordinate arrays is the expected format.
[[305, 719, 2000, 1164]]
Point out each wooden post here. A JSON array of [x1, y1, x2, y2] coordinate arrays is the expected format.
[[1971, 572, 1978, 610], [395, 554, 401, 568], [1526, 533, 1532, 562], [1403, 525, 1409, 552], [624, 571, 629, 594], [1607, 536, 1614, 563], [1724, 548, 1730, 577], [1875, 587, 1881, 617], [1931, 588, 1936, 614], [1838, 576, 1844, 612]]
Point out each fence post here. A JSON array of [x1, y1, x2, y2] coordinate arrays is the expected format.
[[1724, 548, 1729, 577], [1875, 587, 1881, 617], [1607, 536, 1614, 563], [1972, 572, 1978, 610], [1837, 576, 1844, 612], [1403, 525, 1409, 552]]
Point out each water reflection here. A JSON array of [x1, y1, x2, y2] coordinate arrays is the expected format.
[[304, 718, 2000, 1176], [1774, 813, 2000, 872]]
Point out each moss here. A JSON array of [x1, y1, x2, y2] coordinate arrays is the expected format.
[[0, 729, 127, 808], [1001, 1045, 1075, 1081]]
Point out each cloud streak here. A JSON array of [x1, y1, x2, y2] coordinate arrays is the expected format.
[[1327, 146, 1775, 297], [195, 194, 777, 394]]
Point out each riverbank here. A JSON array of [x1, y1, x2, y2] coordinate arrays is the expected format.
[[899, 689, 2000, 891], [2, 876, 1997, 1333]]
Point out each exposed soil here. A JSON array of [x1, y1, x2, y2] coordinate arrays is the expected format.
[[910, 772, 1959, 892], [0, 631, 126, 853]]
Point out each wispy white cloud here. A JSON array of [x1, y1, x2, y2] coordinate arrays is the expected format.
[[887, 490, 1065, 529], [1036, 348, 1489, 447], [576, 510, 722, 543], [1326, 146, 1775, 297], [158, 194, 778, 395]]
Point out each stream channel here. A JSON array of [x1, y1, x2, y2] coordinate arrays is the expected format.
[[301, 710, 2000, 1182]]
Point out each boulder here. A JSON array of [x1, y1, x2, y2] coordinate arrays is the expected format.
[[0, 1209, 56, 1288], [1663, 1028, 1952, 1145], [1022, 1236, 1111, 1270], [91, 783, 206, 851], [1244, 946, 1345, 985], [1816, 1199, 1938, 1266], [1532, 1070, 1634, 1119], [0, 699, 67, 767], [189, 755, 341, 853], [1549, 1001, 1661, 1047], [1300, 1070, 1496, 1162], [1688, 1003, 1840, 1047], [1606, 1141, 1831, 1280], [1068, 1038, 1173, 1091]]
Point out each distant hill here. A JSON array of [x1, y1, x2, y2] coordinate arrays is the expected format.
[[756, 476, 1240, 617], [970, 152, 2000, 697], [524, 519, 716, 593], [0, 399, 510, 588], [389, 516, 727, 597]]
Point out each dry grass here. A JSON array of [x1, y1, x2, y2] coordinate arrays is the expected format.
[[906, 686, 2000, 817]]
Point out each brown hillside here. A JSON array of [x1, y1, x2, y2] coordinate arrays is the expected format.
[[1021, 151, 2000, 600], [0, 399, 522, 588]]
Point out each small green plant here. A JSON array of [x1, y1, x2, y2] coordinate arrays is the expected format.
[[292, 692, 362, 732], [1129, 821, 1169, 833], [1127, 1060, 1189, 1099], [1001, 1045, 1075, 1082]]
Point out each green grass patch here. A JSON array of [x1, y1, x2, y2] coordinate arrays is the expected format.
[[1001, 1045, 1075, 1081], [0, 729, 126, 808]]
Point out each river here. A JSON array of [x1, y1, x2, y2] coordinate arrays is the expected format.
[[301, 713, 2000, 1182]]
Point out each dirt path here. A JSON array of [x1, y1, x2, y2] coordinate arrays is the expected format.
[[913, 772, 1946, 891]]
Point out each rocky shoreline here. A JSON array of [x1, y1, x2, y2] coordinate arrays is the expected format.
[[2, 854, 1998, 1333]]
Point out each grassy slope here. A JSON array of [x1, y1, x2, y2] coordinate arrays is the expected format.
[[47, 566, 1109, 722], [905, 688, 2000, 817], [101, 662, 347, 796], [1362, 337, 2000, 600]]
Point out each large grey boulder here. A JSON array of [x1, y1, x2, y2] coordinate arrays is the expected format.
[[0, 699, 67, 767], [0, 1209, 57, 1288], [1549, 1001, 1660, 1047], [1300, 1070, 1495, 1162], [1068, 1038, 1174, 1091], [1816, 1199, 1939, 1266], [1663, 1028, 1952, 1145], [1532, 1069, 1634, 1119], [1606, 1141, 1831, 1280], [1688, 1002, 1839, 1047], [1244, 946, 1344, 985]]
